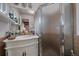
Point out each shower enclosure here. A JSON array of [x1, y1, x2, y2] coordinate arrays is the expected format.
[[35, 3, 74, 56]]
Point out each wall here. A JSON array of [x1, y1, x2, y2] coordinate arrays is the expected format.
[[0, 4, 20, 37], [74, 3, 79, 55], [69, 3, 79, 55], [0, 22, 9, 37], [32, 3, 43, 12], [76, 4, 79, 35]]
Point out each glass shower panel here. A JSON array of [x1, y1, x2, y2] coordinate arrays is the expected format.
[[41, 4, 61, 56], [64, 3, 74, 56]]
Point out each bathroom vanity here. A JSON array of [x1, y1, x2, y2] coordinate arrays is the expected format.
[[3, 35, 39, 56]]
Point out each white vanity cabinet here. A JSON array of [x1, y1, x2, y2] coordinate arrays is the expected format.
[[4, 35, 39, 56]]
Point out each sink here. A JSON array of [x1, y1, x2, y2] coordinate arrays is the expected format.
[[16, 35, 32, 39], [15, 35, 39, 40]]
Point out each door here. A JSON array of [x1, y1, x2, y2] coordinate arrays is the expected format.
[[35, 4, 61, 56], [41, 4, 61, 56]]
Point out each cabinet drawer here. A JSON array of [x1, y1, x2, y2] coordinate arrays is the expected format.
[[26, 43, 38, 56]]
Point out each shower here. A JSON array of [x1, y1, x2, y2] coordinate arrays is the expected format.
[[35, 3, 74, 56]]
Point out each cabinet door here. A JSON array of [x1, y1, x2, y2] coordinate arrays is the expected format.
[[26, 43, 38, 56], [6, 43, 38, 56], [6, 47, 26, 56]]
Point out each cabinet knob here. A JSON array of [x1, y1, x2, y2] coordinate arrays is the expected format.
[[24, 52, 26, 56], [22, 52, 24, 56], [6, 51, 8, 56], [22, 51, 26, 56]]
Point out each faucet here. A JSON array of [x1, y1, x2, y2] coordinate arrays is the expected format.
[[5, 31, 15, 40]]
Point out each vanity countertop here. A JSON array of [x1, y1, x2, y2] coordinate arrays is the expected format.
[[3, 35, 39, 42]]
